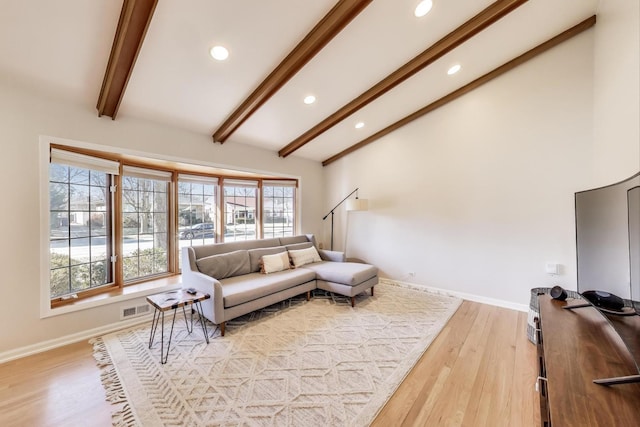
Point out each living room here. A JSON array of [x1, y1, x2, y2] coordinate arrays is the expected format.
[[0, 0, 638, 425]]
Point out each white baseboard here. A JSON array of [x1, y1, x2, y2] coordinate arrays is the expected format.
[[0, 314, 153, 364], [379, 278, 529, 313]]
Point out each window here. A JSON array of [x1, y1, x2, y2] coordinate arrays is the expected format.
[[49, 149, 118, 298], [263, 181, 296, 238], [223, 180, 258, 242], [45, 143, 299, 308], [178, 175, 218, 268], [121, 166, 171, 282]]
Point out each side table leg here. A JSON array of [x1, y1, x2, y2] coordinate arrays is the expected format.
[[194, 300, 210, 344], [149, 308, 160, 349], [182, 304, 194, 334], [160, 308, 179, 364]]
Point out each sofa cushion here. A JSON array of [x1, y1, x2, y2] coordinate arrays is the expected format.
[[300, 261, 378, 286], [220, 269, 316, 308], [279, 235, 310, 246], [248, 246, 286, 272], [288, 246, 322, 267], [196, 250, 250, 279], [191, 238, 281, 259], [285, 241, 313, 251], [260, 251, 291, 274]]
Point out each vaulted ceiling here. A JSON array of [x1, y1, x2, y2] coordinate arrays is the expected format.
[[1, 0, 598, 165]]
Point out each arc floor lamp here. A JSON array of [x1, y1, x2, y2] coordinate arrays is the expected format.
[[322, 188, 368, 250]]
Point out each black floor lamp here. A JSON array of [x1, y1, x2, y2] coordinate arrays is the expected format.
[[322, 188, 368, 250]]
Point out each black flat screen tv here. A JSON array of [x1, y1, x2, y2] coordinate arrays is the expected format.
[[575, 171, 640, 385]]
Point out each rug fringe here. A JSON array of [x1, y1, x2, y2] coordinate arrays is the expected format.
[[90, 337, 138, 427]]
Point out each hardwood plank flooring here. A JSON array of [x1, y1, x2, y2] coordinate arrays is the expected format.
[[0, 341, 115, 427], [0, 301, 538, 427], [372, 301, 539, 427]]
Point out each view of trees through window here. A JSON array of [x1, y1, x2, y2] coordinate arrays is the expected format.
[[48, 147, 298, 301], [49, 164, 112, 298], [121, 175, 169, 281]]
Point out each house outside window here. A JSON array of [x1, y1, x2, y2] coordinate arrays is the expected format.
[[49, 149, 118, 298], [223, 180, 258, 242], [263, 181, 296, 238], [177, 175, 218, 268]]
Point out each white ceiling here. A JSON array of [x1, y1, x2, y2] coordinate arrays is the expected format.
[[0, 0, 599, 163]]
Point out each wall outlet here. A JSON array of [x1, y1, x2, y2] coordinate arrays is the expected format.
[[545, 263, 560, 275]]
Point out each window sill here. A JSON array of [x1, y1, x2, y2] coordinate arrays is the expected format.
[[41, 275, 183, 319]]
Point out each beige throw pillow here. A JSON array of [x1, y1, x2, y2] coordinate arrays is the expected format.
[[288, 246, 322, 268], [260, 251, 291, 274]]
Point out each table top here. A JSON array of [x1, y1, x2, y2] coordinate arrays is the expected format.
[[146, 289, 210, 311], [539, 295, 640, 426]]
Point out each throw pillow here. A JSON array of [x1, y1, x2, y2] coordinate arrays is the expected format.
[[196, 250, 250, 279], [260, 251, 291, 274], [288, 246, 322, 268]]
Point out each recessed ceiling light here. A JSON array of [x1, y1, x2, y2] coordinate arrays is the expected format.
[[303, 95, 316, 105], [355, 122, 365, 129], [210, 45, 229, 61], [414, 0, 433, 17], [447, 64, 461, 75]]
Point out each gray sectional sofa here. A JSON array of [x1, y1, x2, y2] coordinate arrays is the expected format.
[[182, 234, 378, 335]]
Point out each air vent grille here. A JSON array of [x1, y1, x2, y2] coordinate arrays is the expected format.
[[121, 303, 151, 320]]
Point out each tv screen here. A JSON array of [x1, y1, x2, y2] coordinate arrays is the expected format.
[[575, 172, 640, 381]]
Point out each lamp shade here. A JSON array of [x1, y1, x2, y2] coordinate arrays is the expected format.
[[346, 198, 368, 211]]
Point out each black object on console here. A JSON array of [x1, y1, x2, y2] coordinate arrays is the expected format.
[[581, 290, 625, 312], [550, 285, 568, 301]]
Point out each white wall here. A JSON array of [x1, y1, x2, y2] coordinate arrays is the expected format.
[[324, 31, 596, 308], [593, 0, 640, 184], [325, 0, 640, 309], [0, 81, 324, 354]]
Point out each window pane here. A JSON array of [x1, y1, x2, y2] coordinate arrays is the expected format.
[[121, 174, 168, 282], [49, 163, 68, 183], [50, 267, 70, 298], [70, 264, 90, 292], [154, 192, 167, 212], [178, 177, 218, 269], [49, 183, 69, 211], [90, 261, 107, 286], [224, 186, 257, 242], [123, 256, 139, 281], [49, 161, 113, 299], [69, 167, 89, 185], [69, 237, 90, 266], [263, 183, 295, 239], [90, 186, 107, 211]]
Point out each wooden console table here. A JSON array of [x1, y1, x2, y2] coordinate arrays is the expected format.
[[536, 294, 640, 426]]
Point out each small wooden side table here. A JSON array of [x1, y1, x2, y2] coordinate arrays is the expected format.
[[146, 289, 211, 364]]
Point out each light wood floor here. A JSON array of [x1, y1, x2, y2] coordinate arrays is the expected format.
[[0, 301, 539, 427]]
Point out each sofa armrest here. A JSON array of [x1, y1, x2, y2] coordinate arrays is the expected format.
[[182, 270, 225, 324], [318, 249, 346, 262]]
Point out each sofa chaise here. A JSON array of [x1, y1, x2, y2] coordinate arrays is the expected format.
[[182, 234, 378, 335]]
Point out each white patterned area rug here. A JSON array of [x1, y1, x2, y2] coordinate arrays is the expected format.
[[92, 283, 461, 426]]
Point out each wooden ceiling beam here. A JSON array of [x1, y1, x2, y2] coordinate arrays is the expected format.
[[97, 0, 158, 119], [212, 0, 373, 144], [322, 15, 597, 167], [279, 0, 528, 158]]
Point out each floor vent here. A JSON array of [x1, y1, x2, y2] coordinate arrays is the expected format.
[[121, 303, 151, 320]]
